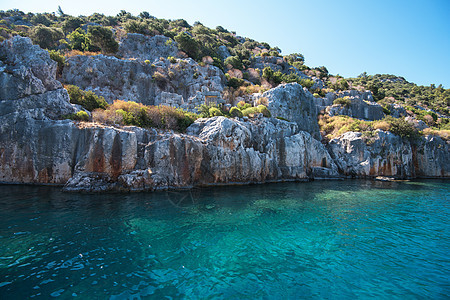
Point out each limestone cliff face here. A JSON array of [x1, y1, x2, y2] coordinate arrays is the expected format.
[[62, 33, 225, 110], [328, 131, 449, 178], [65, 117, 339, 192], [0, 36, 448, 192], [320, 90, 384, 121], [117, 33, 179, 62]]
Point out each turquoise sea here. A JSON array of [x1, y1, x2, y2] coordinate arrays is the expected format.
[[0, 180, 449, 299]]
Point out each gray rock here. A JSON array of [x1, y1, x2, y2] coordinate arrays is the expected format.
[[325, 90, 384, 121], [328, 130, 449, 178], [254, 83, 321, 139], [217, 45, 231, 59], [62, 54, 225, 110], [405, 116, 428, 130], [388, 103, 407, 118], [118, 33, 179, 62], [0, 36, 61, 100]]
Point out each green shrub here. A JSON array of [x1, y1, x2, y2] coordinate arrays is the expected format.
[[67, 28, 92, 51], [209, 107, 223, 116], [241, 107, 259, 117], [257, 105, 271, 117], [48, 50, 65, 75], [174, 32, 199, 59], [229, 106, 243, 118], [227, 76, 245, 89], [333, 97, 352, 107], [31, 25, 64, 49], [87, 25, 119, 54], [66, 85, 109, 111], [384, 116, 420, 139], [123, 20, 148, 34], [65, 110, 90, 121], [224, 55, 243, 70], [237, 101, 251, 110], [62, 16, 83, 33], [94, 100, 198, 132]]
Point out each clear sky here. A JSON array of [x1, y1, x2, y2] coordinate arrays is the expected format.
[[3, 0, 450, 88]]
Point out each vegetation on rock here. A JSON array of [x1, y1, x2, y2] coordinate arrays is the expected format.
[[92, 100, 198, 132], [65, 84, 108, 111]]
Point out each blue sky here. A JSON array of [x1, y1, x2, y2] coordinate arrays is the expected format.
[[3, 0, 450, 87]]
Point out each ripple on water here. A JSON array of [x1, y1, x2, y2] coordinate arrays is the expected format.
[[0, 180, 449, 298]]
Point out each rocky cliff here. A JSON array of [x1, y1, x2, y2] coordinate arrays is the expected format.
[[62, 34, 225, 110], [0, 36, 448, 192], [328, 131, 449, 178]]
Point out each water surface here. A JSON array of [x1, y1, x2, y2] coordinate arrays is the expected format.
[[0, 180, 449, 299]]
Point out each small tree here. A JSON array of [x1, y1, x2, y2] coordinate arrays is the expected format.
[[224, 55, 243, 70], [87, 25, 118, 54], [62, 16, 83, 33], [174, 32, 198, 59], [68, 28, 92, 51], [31, 25, 64, 49]]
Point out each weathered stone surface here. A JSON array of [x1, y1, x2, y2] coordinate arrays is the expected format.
[[0, 89, 75, 119], [328, 130, 449, 178], [217, 45, 231, 59], [118, 33, 179, 62], [62, 54, 225, 110], [254, 83, 321, 139], [251, 56, 308, 79], [387, 103, 407, 118], [0, 36, 61, 100], [325, 90, 384, 121], [0, 119, 138, 185], [0, 36, 447, 192], [61, 117, 339, 192]]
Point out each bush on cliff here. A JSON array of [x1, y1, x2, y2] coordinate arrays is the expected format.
[[65, 111, 90, 121], [48, 50, 65, 75], [262, 66, 314, 88], [229, 107, 243, 118], [241, 105, 271, 117], [333, 97, 352, 107], [87, 25, 118, 54], [65, 85, 109, 111], [319, 115, 422, 141], [93, 100, 198, 132], [31, 25, 64, 49]]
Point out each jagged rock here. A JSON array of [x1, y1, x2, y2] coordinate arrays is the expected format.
[[405, 116, 428, 130], [325, 90, 384, 120], [387, 103, 407, 118], [217, 45, 231, 59], [0, 89, 75, 119], [59, 117, 339, 192], [62, 54, 225, 110], [254, 83, 321, 139], [118, 33, 179, 62], [311, 76, 325, 90], [0, 36, 61, 100], [328, 130, 449, 178]]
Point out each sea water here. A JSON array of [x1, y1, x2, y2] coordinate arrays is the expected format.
[[0, 180, 449, 299]]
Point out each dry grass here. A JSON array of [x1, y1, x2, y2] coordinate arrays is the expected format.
[[92, 100, 198, 132], [423, 128, 450, 140], [373, 121, 390, 131]]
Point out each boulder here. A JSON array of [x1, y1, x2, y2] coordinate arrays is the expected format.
[[0, 36, 61, 100], [254, 83, 321, 139]]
